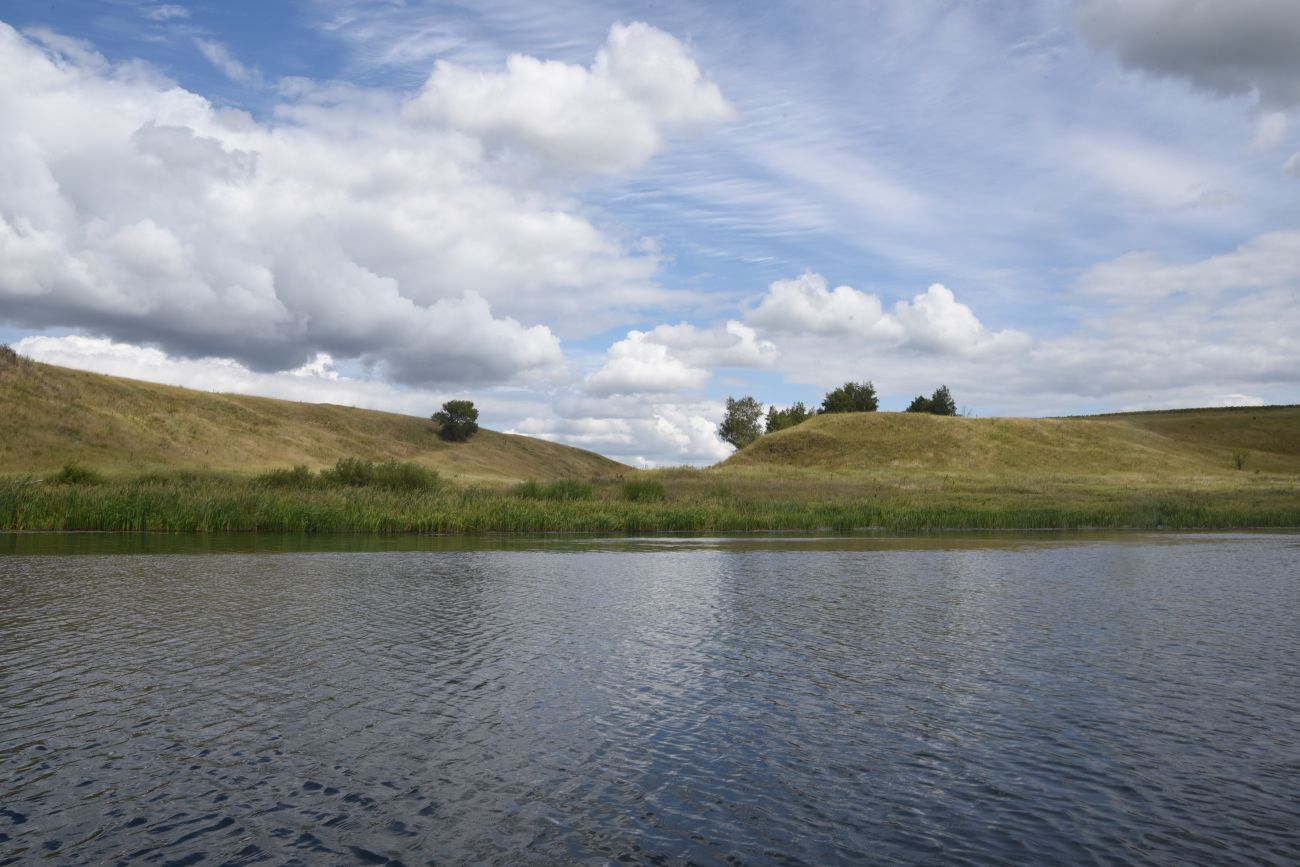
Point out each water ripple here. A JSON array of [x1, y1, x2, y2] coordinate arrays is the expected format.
[[2, 536, 1298, 864]]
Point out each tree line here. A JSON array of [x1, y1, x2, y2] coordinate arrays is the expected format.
[[719, 382, 959, 449]]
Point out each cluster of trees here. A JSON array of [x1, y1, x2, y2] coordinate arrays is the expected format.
[[718, 381, 959, 449], [905, 385, 957, 416]]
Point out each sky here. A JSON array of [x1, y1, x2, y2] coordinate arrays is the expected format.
[[1, 0, 1298, 466]]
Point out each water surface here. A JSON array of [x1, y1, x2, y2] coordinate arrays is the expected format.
[[2, 533, 1298, 864]]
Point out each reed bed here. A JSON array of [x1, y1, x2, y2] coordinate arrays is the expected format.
[[3, 462, 1298, 533]]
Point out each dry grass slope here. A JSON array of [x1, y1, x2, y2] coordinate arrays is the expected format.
[[723, 407, 1300, 477], [0, 350, 628, 483]]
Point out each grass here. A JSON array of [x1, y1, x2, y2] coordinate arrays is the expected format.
[[0, 351, 627, 483], [3, 460, 1297, 533]]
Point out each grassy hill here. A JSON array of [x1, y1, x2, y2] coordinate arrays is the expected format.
[[3, 347, 1297, 533], [0, 348, 627, 483], [722, 406, 1300, 477]]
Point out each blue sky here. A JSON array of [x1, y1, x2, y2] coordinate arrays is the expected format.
[[2, 0, 1298, 465]]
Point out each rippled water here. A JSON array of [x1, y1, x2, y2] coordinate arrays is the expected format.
[[2, 533, 1298, 865]]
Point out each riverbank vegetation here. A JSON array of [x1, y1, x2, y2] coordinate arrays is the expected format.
[[3, 455, 1297, 533], [2, 353, 1297, 533]]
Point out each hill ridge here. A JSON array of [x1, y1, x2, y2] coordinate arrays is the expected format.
[[0, 350, 628, 482], [722, 405, 1300, 476]]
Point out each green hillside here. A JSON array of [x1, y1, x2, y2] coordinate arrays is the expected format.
[[0, 348, 627, 483], [722, 406, 1300, 477]]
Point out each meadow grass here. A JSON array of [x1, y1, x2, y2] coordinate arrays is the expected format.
[[3, 462, 1297, 534]]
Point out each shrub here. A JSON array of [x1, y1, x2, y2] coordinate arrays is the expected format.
[[320, 458, 440, 492], [622, 478, 666, 502], [512, 478, 592, 500], [49, 462, 104, 485], [369, 460, 440, 492]]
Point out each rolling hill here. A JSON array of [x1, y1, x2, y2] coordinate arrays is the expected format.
[[0, 348, 628, 482], [721, 404, 1300, 477]]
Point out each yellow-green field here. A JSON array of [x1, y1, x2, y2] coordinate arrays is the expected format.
[[2, 350, 1298, 532], [0, 348, 626, 483]]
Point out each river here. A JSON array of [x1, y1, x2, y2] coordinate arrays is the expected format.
[[2, 532, 1297, 864]]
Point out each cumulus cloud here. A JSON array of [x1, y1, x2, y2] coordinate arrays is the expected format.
[[585, 332, 711, 396], [748, 272, 1027, 356], [749, 273, 901, 340], [0, 21, 731, 386], [584, 319, 775, 396], [513, 394, 732, 467], [1077, 229, 1300, 298], [408, 22, 735, 173], [1078, 0, 1300, 109]]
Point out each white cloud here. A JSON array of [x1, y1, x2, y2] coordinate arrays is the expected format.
[[194, 38, 261, 86], [0, 21, 721, 386], [144, 5, 190, 22], [13, 335, 450, 416], [1067, 134, 1230, 210], [584, 319, 775, 397], [891, 284, 1030, 355], [514, 394, 731, 467], [749, 272, 901, 340], [407, 22, 735, 174], [1218, 393, 1266, 408], [747, 272, 1027, 357], [1077, 229, 1300, 298], [585, 331, 710, 396]]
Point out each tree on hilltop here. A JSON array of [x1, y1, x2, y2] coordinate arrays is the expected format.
[[432, 399, 479, 442], [929, 385, 957, 416], [820, 381, 878, 414], [906, 385, 957, 416], [718, 396, 763, 450], [765, 401, 812, 434]]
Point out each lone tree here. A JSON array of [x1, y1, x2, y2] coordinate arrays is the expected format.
[[432, 399, 480, 442], [906, 385, 958, 416], [765, 401, 812, 434], [718, 396, 764, 450], [820, 381, 878, 414]]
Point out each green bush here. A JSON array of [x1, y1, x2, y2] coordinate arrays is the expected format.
[[621, 478, 666, 502], [319, 458, 440, 492], [49, 462, 104, 486], [512, 478, 592, 500]]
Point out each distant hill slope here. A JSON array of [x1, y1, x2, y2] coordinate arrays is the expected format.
[[722, 406, 1300, 476], [0, 351, 628, 482]]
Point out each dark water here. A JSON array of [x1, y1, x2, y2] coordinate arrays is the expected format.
[[2, 533, 1298, 865]]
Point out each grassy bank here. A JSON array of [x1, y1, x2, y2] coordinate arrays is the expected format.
[[4, 463, 1297, 533]]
